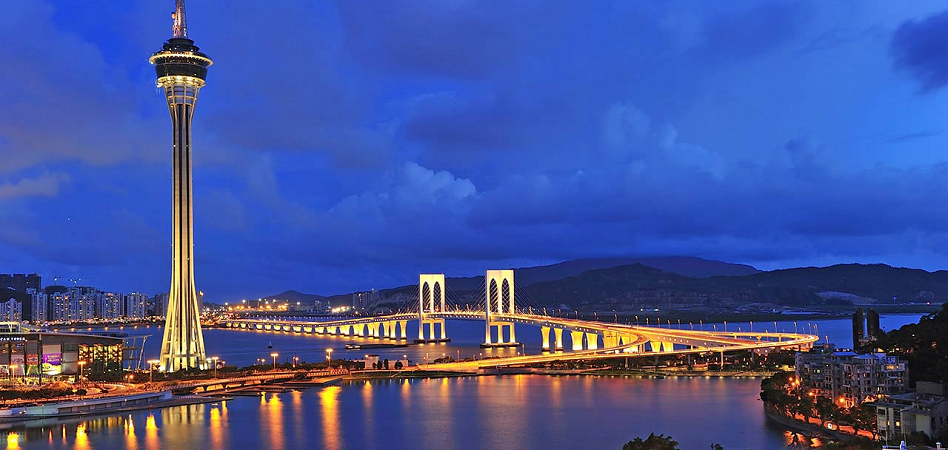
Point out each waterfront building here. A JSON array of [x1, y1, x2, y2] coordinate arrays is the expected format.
[[0, 299, 23, 322], [126, 293, 149, 319], [852, 307, 865, 347], [867, 309, 882, 341], [68, 290, 96, 321], [0, 322, 124, 377], [795, 344, 909, 406], [150, 0, 211, 371], [352, 289, 379, 310], [95, 292, 123, 321], [875, 382, 948, 443], [152, 292, 170, 317]]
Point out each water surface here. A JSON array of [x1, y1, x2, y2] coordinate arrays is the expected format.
[[4, 376, 795, 450]]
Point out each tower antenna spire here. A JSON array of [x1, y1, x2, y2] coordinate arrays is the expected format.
[[172, 0, 188, 38]]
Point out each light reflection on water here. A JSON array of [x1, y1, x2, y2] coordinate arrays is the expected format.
[[319, 385, 341, 450], [0, 375, 845, 449]]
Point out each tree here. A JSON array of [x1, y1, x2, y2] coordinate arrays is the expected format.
[[383, 359, 390, 370], [795, 394, 815, 423], [905, 431, 929, 450], [844, 404, 876, 437], [394, 361, 403, 370], [815, 397, 836, 426], [621, 433, 679, 450]]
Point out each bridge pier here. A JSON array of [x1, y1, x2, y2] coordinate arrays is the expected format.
[[482, 270, 518, 348], [554, 328, 564, 351], [603, 332, 618, 349], [416, 274, 451, 343], [541, 326, 551, 351], [585, 332, 599, 350], [416, 318, 450, 343], [650, 341, 673, 353], [400, 321, 408, 340], [571, 331, 585, 351], [341, 325, 350, 336], [481, 321, 517, 348]]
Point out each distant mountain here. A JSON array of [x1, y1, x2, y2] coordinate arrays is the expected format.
[[262, 290, 325, 303], [520, 263, 948, 310], [440, 256, 758, 291], [270, 260, 948, 313], [735, 264, 948, 304]]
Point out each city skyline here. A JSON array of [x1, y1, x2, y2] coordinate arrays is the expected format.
[[4, 2, 948, 302]]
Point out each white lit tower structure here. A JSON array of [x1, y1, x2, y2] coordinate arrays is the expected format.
[[149, 0, 211, 372]]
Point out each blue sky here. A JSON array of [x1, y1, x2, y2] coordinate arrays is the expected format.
[[3, 1, 948, 300]]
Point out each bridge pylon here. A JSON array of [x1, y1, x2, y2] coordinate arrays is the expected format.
[[416, 274, 450, 343], [481, 269, 519, 348]]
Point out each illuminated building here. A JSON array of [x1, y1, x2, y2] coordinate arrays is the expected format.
[[875, 382, 948, 443], [795, 344, 908, 406], [0, 323, 124, 378], [0, 299, 22, 322], [150, 0, 212, 371]]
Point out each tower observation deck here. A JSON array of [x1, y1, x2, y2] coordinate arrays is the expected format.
[[149, 0, 212, 372]]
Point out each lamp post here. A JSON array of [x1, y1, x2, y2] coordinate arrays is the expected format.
[[147, 359, 160, 383], [210, 356, 219, 378], [9, 364, 17, 380], [77, 361, 87, 385], [293, 356, 299, 368], [326, 349, 333, 369], [270, 352, 279, 371]]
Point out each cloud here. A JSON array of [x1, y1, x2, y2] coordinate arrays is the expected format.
[[0, 173, 69, 199], [5, 0, 948, 299], [690, 1, 812, 61], [0, 2, 164, 173], [892, 9, 948, 91]]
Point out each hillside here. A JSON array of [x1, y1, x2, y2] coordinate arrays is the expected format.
[[264, 261, 948, 314], [870, 303, 948, 383], [521, 264, 820, 310], [262, 290, 325, 303], [404, 256, 758, 292], [519, 263, 948, 311], [735, 264, 948, 304]]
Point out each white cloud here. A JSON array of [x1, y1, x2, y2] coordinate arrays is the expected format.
[[0, 173, 69, 199]]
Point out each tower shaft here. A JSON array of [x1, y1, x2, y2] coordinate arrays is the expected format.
[[158, 77, 207, 372]]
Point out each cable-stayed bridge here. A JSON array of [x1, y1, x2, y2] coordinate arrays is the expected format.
[[217, 271, 818, 370]]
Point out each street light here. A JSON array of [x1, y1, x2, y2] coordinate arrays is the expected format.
[[9, 364, 17, 379], [147, 359, 160, 383], [77, 361, 87, 384], [270, 352, 279, 370], [326, 349, 333, 369], [210, 356, 219, 378], [293, 356, 299, 368]]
